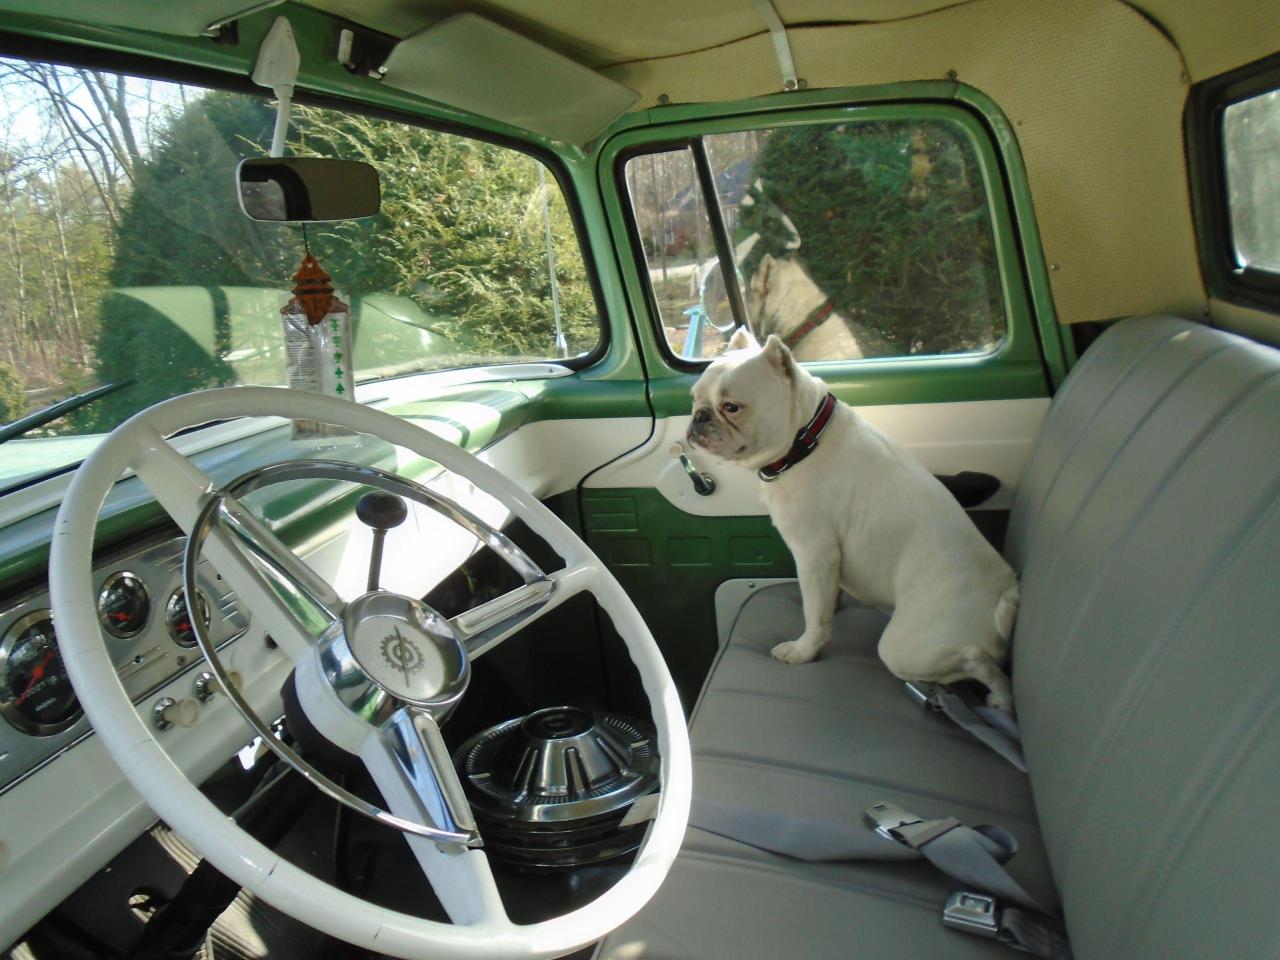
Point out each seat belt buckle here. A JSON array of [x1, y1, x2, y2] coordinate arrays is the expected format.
[[904, 681, 943, 711], [942, 891, 1001, 939], [865, 800, 923, 841]]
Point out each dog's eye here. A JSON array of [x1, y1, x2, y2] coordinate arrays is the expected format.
[[722, 401, 741, 414]]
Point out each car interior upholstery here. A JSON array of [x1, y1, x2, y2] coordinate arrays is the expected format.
[[0, 2, 1278, 958]]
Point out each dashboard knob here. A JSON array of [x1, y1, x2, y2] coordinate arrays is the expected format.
[[152, 696, 199, 731], [194, 672, 217, 702]]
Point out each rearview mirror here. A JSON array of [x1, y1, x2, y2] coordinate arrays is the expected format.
[[237, 157, 380, 222]]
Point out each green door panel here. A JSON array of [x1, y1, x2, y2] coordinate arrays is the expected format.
[[581, 488, 796, 708]]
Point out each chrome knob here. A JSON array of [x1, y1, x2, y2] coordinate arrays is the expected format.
[[153, 696, 199, 731]]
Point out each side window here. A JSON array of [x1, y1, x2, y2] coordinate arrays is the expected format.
[[624, 119, 1006, 363], [1223, 88, 1280, 274], [0, 56, 600, 440]]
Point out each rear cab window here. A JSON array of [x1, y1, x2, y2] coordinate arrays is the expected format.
[[1188, 52, 1280, 310]]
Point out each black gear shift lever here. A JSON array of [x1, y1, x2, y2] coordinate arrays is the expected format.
[[356, 490, 408, 592]]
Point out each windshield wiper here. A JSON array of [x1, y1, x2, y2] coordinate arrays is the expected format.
[[0, 378, 135, 446]]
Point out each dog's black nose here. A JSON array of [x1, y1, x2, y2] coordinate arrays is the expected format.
[[692, 407, 712, 424]]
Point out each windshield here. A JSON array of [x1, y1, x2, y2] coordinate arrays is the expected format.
[[0, 58, 599, 490]]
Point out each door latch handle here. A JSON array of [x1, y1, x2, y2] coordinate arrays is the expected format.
[[668, 443, 716, 496]]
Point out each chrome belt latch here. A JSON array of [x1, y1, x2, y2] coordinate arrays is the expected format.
[[942, 891, 1002, 939]]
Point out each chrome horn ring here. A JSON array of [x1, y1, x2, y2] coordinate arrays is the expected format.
[[182, 459, 554, 846]]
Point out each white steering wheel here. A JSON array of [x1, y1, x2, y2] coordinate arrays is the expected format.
[[48, 387, 691, 959]]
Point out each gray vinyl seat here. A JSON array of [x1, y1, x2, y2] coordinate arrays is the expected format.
[[598, 316, 1280, 960]]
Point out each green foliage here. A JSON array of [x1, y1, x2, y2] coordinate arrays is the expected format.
[[738, 121, 1003, 355], [0, 361, 26, 424], [82, 92, 599, 432]]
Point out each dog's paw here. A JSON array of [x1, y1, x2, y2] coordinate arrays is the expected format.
[[770, 639, 818, 664], [985, 688, 1014, 711]]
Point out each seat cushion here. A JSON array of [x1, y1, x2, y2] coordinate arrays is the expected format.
[[598, 584, 1056, 960]]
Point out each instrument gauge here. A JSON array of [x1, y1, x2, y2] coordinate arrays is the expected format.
[[98, 571, 150, 639], [0, 610, 82, 735], [166, 588, 211, 649]]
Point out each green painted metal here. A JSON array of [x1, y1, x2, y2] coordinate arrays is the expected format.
[[647, 357, 1049, 417], [595, 82, 1069, 411], [580, 487, 795, 709]]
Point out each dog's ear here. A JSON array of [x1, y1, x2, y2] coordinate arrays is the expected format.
[[727, 326, 758, 352], [762, 334, 795, 380]]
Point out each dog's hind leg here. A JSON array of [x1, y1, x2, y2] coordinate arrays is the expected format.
[[962, 647, 1014, 711]]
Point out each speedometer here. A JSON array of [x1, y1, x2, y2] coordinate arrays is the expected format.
[[0, 610, 82, 735]]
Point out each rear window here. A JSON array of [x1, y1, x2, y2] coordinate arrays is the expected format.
[[1223, 88, 1280, 274]]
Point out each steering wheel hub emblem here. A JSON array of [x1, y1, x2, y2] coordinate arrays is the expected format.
[[382, 625, 425, 681], [332, 592, 470, 713]]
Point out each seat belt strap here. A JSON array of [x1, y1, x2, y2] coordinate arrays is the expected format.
[[906, 681, 1028, 771], [866, 800, 1046, 913]]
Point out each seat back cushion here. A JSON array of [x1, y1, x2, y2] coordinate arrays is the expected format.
[[1004, 316, 1280, 960]]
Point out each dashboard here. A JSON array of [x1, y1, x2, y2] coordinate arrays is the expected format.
[[0, 533, 250, 795]]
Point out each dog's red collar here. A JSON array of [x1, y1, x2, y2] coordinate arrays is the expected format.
[[758, 392, 839, 482], [781, 299, 835, 351]]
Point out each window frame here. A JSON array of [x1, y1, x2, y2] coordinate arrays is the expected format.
[[610, 102, 1037, 377], [1187, 50, 1280, 313], [0, 30, 612, 375]]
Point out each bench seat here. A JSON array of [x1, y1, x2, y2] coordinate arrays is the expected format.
[[598, 316, 1280, 960]]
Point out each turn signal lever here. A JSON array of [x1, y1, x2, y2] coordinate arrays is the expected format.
[[668, 443, 716, 497], [356, 490, 408, 591]]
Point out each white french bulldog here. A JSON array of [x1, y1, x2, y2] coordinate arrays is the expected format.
[[687, 328, 1020, 708]]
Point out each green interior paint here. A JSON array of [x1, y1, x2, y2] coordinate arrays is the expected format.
[[580, 487, 795, 708]]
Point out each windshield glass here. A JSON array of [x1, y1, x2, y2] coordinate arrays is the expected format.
[[0, 58, 599, 490]]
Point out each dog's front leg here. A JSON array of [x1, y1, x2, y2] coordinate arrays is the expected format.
[[771, 550, 841, 664]]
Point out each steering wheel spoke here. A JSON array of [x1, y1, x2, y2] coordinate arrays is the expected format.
[[360, 707, 507, 927], [128, 423, 217, 530], [453, 562, 596, 657]]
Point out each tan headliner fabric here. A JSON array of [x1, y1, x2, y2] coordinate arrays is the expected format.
[[603, 0, 1203, 327], [301, 1, 1280, 80], [304, 0, 961, 66], [1135, 0, 1280, 80]]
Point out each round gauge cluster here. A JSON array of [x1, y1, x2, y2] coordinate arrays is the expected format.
[[0, 610, 82, 735], [165, 588, 211, 648], [98, 571, 150, 638]]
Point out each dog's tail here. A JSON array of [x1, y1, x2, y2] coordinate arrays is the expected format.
[[994, 581, 1020, 644]]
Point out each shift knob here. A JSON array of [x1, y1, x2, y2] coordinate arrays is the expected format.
[[356, 491, 408, 531], [357, 491, 407, 592]]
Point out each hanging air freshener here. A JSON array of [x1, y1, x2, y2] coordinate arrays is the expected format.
[[281, 249, 356, 440]]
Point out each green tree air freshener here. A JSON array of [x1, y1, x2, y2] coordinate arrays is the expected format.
[[281, 251, 356, 440]]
